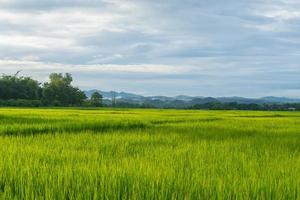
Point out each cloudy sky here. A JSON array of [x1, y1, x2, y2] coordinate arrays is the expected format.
[[1, 0, 300, 97]]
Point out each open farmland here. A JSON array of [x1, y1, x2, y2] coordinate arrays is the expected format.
[[0, 108, 299, 199]]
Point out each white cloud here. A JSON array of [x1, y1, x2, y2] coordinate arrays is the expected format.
[[0, 34, 79, 50], [267, 10, 300, 21], [0, 59, 189, 74], [0, 0, 300, 97]]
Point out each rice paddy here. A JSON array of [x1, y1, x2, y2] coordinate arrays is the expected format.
[[0, 108, 299, 199]]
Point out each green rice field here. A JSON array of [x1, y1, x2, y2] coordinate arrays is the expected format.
[[0, 108, 299, 199]]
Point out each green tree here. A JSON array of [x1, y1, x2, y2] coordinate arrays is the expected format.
[[90, 92, 103, 107], [0, 74, 41, 100], [42, 73, 87, 106]]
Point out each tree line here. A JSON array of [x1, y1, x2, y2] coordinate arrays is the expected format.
[[1, 72, 299, 110], [190, 102, 300, 111], [0, 73, 103, 107], [100, 101, 300, 111]]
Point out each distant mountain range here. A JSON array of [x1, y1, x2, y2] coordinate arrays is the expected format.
[[84, 90, 300, 108]]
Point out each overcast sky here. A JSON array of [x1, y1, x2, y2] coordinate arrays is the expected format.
[[1, 0, 300, 97]]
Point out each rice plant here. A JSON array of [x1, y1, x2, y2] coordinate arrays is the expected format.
[[0, 108, 299, 199]]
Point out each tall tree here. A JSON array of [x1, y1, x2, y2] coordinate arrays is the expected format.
[[42, 73, 87, 106], [90, 92, 103, 107], [0, 74, 41, 100]]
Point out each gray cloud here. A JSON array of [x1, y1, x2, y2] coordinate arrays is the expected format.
[[0, 0, 112, 10], [0, 0, 300, 97]]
